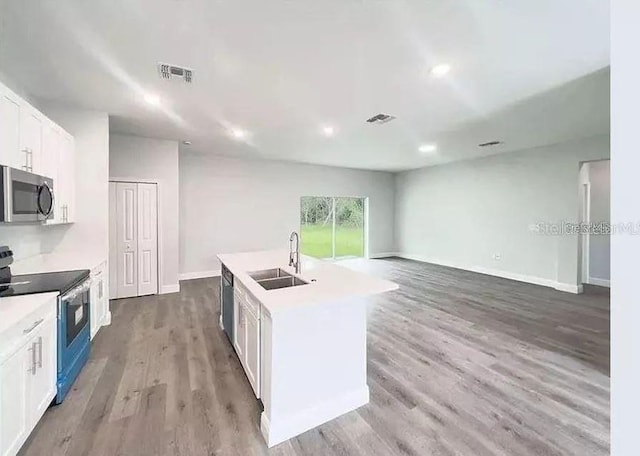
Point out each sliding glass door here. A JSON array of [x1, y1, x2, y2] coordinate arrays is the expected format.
[[300, 196, 365, 259]]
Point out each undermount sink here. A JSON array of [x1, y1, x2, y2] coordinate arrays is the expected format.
[[257, 276, 309, 290], [248, 268, 292, 281], [248, 268, 309, 290]]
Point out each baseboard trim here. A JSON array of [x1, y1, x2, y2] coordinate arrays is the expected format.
[[396, 253, 582, 294], [261, 385, 369, 448], [588, 277, 610, 288], [178, 270, 221, 281], [160, 284, 180, 294], [368, 252, 399, 259]]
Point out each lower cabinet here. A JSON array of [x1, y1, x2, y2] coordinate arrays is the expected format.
[[90, 261, 109, 339], [244, 306, 260, 395], [0, 306, 57, 456], [233, 286, 261, 398]]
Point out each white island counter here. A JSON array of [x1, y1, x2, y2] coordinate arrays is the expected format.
[[217, 249, 398, 447]]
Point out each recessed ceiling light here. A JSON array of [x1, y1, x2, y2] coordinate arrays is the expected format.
[[182, 140, 192, 145], [322, 126, 335, 137], [419, 144, 437, 154], [144, 93, 161, 106], [430, 64, 451, 77], [231, 128, 247, 139]]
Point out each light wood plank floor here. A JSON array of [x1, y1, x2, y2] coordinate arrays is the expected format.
[[20, 258, 609, 456]]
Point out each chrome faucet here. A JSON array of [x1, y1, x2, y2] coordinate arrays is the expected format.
[[289, 231, 300, 274]]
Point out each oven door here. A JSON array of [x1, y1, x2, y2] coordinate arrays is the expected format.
[[59, 280, 91, 352], [1, 167, 54, 223]]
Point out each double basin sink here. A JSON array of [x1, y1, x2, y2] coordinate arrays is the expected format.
[[248, 268, 309, 290]]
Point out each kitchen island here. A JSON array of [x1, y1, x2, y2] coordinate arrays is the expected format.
[[217, 249, 398, 447]]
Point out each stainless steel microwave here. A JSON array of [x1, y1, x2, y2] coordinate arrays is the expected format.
[[0, 166, 54, 223]]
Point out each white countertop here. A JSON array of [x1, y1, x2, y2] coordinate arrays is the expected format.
[[217, 249, 398, 315], [0, 292, 59, 336], [9, 251, 106, 275]]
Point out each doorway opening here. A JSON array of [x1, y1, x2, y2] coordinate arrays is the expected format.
[[578, 160, 610, 288], [109, 180, 160, 299], [300, 196, 367, 259]]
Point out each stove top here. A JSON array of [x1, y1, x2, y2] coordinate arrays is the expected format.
[[0, 269, 90, 298]]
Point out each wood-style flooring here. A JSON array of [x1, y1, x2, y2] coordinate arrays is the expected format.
[[19, 257, 610, 456]]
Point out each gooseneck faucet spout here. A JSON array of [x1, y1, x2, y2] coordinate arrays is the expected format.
[[289, 231, 300, 274]]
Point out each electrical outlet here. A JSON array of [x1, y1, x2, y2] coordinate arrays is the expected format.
[[492, 253, 502, 261]]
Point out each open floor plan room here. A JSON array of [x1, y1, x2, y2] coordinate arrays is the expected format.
[[0, 1, 619, 455], [19, 259, 608, 456]]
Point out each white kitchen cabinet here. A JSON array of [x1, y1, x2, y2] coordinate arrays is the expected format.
[[27, 316, 57, 425], [0, 78, 76, 226], [233, 297, 246, 361], [19, 106, 43, 175], [244, 304, 260, 396], [90, 261, 109, 339], [41, 123, 59, 181], [0, 85, 22, 170], [232, 286, 261, 398], [0, 298, 57, 456], [0, 345, 29, 456]]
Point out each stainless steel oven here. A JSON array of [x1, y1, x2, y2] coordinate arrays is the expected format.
[[0, 166, 54, 223]]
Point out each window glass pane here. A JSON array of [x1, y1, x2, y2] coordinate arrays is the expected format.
[[300, 196, 333, 258], [335, 197, 364, 258]]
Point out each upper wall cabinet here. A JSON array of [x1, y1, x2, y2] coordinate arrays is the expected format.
[[0, 80, 76, 224]]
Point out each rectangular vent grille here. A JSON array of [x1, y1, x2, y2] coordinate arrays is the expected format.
[[158, 63, 193, 83], [366, 113, 396, 124], [478, 140, 503, 147]]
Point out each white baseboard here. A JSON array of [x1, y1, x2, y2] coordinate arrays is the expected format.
[[160, 284, 180, 294], [368, 252, 399, 259], [588, 277, 610, 287], [396, 252, 583, 294], [261, 385, 369, 448], [178, 270, 221, 281]]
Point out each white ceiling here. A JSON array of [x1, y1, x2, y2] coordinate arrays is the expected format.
[[0, 0, 609, 171]]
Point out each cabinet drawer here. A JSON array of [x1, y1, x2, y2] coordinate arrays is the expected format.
[[243, 291, 260, 319], [0, 301, 56, 363]]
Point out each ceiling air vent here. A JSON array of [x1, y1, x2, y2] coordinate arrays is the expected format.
[[366, 113, 396, 124], [478, 140, 503, 147], [158, 63, 193, 83]]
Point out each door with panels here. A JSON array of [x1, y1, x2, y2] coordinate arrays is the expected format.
[[111, 182, 158, 299]]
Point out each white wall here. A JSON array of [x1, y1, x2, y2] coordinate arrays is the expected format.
[[0, 103, 109, 263], [109, 134, 180, 293], [395, 135, 610, 292], [179, 153, 396, 277], [587, 160, 610, 283]]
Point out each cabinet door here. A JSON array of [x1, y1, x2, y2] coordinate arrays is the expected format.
[[41, 124, 59, 181], [233, 298, 245, 361], [62, 134, 75, 222], [28, 317, 56, 425], [0, 345, 30, 456], [244, 308, 260, 397], [55, 133, 75, 223], [90, 272, 106, 339], [19, 107, 42, 174], [0, 87, 22, 169]]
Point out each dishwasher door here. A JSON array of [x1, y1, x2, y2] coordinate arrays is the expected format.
[[221, 265, 234, 343]]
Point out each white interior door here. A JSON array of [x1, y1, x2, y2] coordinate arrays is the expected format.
[[116, 182, 138, 298], [136, 183, 158, 296]]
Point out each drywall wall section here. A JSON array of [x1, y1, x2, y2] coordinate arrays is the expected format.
[[395, 134, 610, 292], [109, 134, 180, 294], [179, 153, 396, 278]]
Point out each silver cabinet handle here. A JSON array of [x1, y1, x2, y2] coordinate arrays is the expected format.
[[27, 342, 36, 375], [23, 318, 44, 334], [37, 336, 43, 368]]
